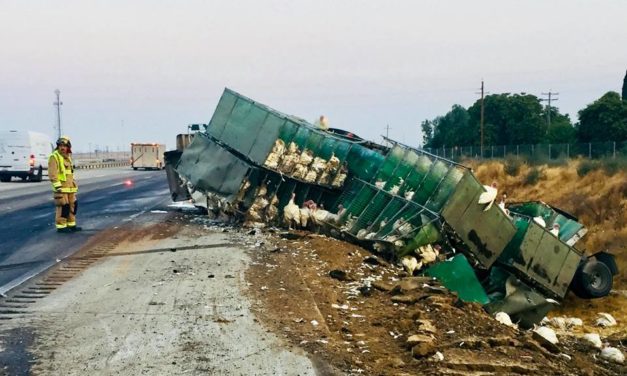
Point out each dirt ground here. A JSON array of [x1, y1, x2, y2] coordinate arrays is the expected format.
[[244, 230, 627, 375]]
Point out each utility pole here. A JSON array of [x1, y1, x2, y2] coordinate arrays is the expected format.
[[384, 124, 391, 146], [541, 90, 559, 128], [476, 81, 489, 158], [53, 89, 63, 139]]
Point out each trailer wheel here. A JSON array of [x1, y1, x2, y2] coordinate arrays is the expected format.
[[572, 260, 613, 299]]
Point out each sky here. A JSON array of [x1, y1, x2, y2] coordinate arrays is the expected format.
[[0, 0, 626, 151]]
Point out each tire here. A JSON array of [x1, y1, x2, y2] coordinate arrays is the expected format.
[[571, 260, 613, 299], [0, 175, 10, 182], [133, 167, 138, 171], [29, 166, 43, 182]]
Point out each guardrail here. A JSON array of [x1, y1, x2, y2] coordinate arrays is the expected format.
[[74, 161, 131, 170]]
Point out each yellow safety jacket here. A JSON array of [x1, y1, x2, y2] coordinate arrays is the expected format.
[[48, 150, 78, 193]]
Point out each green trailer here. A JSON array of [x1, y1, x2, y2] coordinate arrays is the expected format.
[[170, 88, 617, 325]]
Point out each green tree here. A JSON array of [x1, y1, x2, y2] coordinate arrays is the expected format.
[[622, 70, 627, 103], [429, 105, 470, 147], [420, 119, 433, 147], [576, 91, 627, 142], [545, 111, 576, 143], [467, 93, 546, 145]]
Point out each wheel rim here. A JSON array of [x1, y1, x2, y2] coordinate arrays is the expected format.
[[590, 272, 603, 289]]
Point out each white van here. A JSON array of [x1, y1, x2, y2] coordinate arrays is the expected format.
[[0, 130, 53, 182]]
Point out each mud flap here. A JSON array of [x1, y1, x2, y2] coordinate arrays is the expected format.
[[484, 276, 558, 329], [425, 254, 489, 305]]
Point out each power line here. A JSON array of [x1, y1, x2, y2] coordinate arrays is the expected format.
[[540, 90, 559, 128]]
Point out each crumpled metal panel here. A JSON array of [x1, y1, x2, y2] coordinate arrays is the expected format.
[[176, 133, 251, 201]]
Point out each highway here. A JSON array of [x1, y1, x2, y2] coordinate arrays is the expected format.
[[0, 168, 171, 295]]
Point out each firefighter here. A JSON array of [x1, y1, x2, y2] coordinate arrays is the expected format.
[[48, 136, 81, 233]]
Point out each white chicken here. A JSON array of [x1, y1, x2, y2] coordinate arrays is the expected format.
[[404, 191, 415, 201], [550, 223, 560, 237], [397, 222, 414, 236], [247, 185, 269, 223], [478, 182, 498, 211], [304, 169, 318, 183], [293, 164, 309, 180], [416, 244, 439, 265], [375, 180, 386, 189], [278, 142, 300, 173], [596, 312, 617, 327], [265, 195, 280, 222], [533, 216, 547, 228], [283, 193, 301, 229], [298, 149, 314, 166], [340, 215, 357, 232], [356, 229, 368, 239], [533, 326, 558, 345], [388, 178, 404, 195], [401, 256, 422, 275], [600, 346, 625, 364], [331, 165, 348, 188], [582, 333, 602, 349], [311, 157, 327, 172], [498, 193, 507, 210], [264, 139, 286, 169]]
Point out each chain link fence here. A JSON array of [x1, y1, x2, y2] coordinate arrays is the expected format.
[[424, 141, 627, 161]]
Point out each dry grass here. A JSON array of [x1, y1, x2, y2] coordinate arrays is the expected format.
[[469, 158, 627, 287]]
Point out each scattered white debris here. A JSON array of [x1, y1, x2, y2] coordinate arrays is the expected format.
[[446, 330, 455, 334], [559, 353, 572, 361], [311, 320, 319, 327], [547, 316, 583, 330], [150, 210, 168, 214], [596, 313, 617, 327], [533, 326, 558, 345], [260, 286, 268, 291], [332, 304, 349, 310], [316, 339, 328, 344], [351, 314, 365, 318], [582, 333, 602, 349], [600, 347, 625, 364]]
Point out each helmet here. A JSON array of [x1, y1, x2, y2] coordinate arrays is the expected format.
[[56, 136, 72, 148]]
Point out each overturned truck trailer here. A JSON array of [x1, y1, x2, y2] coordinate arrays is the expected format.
[[168, 88, 617, 327]]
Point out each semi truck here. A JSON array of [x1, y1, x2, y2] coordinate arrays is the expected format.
[[167, 88, 618, 326], [130, 143, 166, 170], [0, 130, 53, 182]]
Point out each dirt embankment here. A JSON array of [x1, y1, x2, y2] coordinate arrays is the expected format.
[[244, 231, 626, 375]]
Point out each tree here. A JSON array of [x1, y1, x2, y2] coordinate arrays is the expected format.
[[546, 112, 576, 143], [420, 119, 433, 147], [467, 93, 546, 145], [429, 105, 470, 148], [576, 91, 627, 142], [622, 70, 627, 103]]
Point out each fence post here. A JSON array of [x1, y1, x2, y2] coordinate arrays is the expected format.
[[549, 144, 551, 160], [516, 145, 519, 157], [613, 142, 616, 159], [588, 143, 591, 159], [567, 144, 570, 159], [491, 145, 494, 159], [504, 145, 506, 157], [531, 144, 534, 157]]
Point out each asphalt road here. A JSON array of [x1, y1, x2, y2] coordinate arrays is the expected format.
[[0, 168, 171, 295]]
